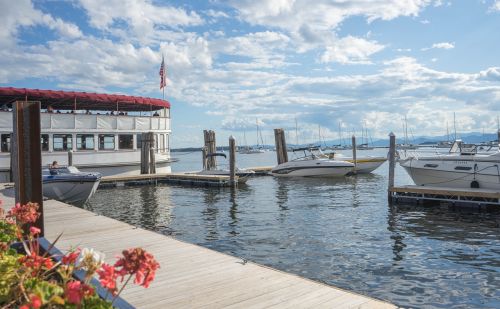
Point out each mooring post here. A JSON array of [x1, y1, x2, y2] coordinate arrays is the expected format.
[[351, 135, 357, 174], [68, 150, 73, 166], [274, 128, 289, 165], [12, 101, 44, 236], [140, 132, 151, 174], [202, 146, 208, 170], [388, 132, 396, 204], [149, 146, 156, 174], [229, 135, 237, 187], [203, 130, 217, 170], [497, 129, 500, 148]]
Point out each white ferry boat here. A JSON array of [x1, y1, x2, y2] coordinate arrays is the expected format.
[[0, 87, 173, 182]]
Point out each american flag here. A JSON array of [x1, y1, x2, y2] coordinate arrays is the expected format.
[[159, 56, 167, 89]]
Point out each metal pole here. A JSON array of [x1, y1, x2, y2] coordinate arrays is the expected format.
[[68, 150, 73, 166], [388, 132, 396, 204], [12, 101, 44, 236], [229, 136, 236, 187], [351, 135, 357, 174]]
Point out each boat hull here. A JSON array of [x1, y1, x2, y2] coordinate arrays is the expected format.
[[271, 160, 353, 177], [43, 178, 100, 206]]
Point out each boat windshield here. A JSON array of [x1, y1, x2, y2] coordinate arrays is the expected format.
[[292, 146, 326, 160], [449, 140, 477, 154]]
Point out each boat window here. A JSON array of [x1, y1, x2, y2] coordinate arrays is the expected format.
[[53, 134, 73, 151], [454, 166, 472, 171], [98, 134, 115, 150], [1, 134, 11, 152], [77, 134, 95, 150], [41, 134, 49, 151], [159, 134, 165, 151], [119, 134, 133, 149], [424, 164, 438, 168], [136, 134, 142, 149]]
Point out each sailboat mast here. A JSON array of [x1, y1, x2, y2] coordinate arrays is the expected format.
[[453, 112, 457, 141], [256, 118, 259, 147], [295, 117, 299, 146], [446, 121, 449, 143], [338, 122, 342, 146]]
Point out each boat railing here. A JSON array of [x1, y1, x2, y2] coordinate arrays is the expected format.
[[0, 112, 170, 132]]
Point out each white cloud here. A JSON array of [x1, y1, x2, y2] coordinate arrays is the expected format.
[[320, 36, 385, 64], [489, 1, 500, 11], [422, 42, 455, 51]]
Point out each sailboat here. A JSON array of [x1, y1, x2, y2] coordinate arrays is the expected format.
[[397, 115, 418, 150], [357, 125, 374, 150], [238, 121, 265, 154]]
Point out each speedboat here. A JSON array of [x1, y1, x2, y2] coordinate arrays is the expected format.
[[271, 147, 354, 177], [330, 153, 387, 174], [43, 166, 102, 206], [399, 140, 500, 190], [194, 153, 255, 183]]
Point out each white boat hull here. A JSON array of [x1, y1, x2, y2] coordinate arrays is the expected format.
[[271, 160, 353, 177], [43, 177, 100, 206], [344, 157, 386, 174]]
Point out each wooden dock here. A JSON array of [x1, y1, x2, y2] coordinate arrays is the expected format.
[[0, 186, 395, 308], [390, 185, 500, 208], [100, 173, 236, 188]]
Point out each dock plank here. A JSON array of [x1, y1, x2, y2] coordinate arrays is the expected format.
[[0, 185, 395, 308]]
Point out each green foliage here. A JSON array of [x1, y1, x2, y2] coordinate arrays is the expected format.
[[0, 252, 20, 303], [0, 220, 17, 245]]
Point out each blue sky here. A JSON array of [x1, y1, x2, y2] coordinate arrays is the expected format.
[[1, 0, 500, 147]]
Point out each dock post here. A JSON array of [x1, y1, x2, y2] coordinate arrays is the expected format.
[[388, 132, 396, 204], [274, 128, 288, 165], [68, 150, 73, 166], [497, 129, 500, 148], [202, 146, 208, 170], [351, 135, 357, 174], [203, 130, 217, 170], [149, 146, 156, 174], [12, 101, 44, 236], [141, 132, 153, 174], [229, 135, 237, 187]]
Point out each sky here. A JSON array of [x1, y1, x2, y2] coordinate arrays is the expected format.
[[1, 0, 500, 147]]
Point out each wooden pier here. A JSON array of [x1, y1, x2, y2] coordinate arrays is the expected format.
[[0, 185, 394, 308], [390, 185, 500, 208], [99, 173, 236, 188]]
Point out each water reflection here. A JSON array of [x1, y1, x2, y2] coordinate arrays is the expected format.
[[86, 157, 500, 308]]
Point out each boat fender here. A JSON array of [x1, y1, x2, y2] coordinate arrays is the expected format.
[[470, 180, 479, 188]]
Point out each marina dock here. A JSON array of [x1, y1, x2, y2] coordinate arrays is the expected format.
[[0, 185, 394, 308], [100, 173, 236, 188], [390, 185, 500, 208]]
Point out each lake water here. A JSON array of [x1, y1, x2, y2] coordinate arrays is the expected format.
[[86, 149, 500, 308]]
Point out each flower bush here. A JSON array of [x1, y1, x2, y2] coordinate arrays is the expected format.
[[0, 201, 160, 308]]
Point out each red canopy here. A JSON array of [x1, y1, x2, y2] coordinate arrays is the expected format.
[[0, 87, 170, 111]]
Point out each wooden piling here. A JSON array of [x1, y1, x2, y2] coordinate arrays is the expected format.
[[149, 146, 156, 174], [12, 101, 44, 236], [68, 150, 73, 166], [351, 135, 357, 174], [497, 129, 500, 147], [274, 128, 288, 164], [229, 135, 236, 187], [203, 130, 217, 170], [388, 132, 396, 204], [141, 132, 154, 174], [202, 146, 208, 170]]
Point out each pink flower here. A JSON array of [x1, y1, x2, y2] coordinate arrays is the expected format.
[[114, 248, 160, 288], [97, 263, 118, 295], [8, 202, 39, 225], [29, 226, 41, 236], [19, 252, 54, 274], [29, 294, 42, 309], [65, 281, 94, 305], [62, 248, 81, 265]]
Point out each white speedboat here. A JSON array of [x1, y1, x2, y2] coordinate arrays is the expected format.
[[194, 153, 255, 183], [271, 147, 354, 177], [399, 140, 500, 190], [43, 166, 101, 206], [332, 154, 387, 174]]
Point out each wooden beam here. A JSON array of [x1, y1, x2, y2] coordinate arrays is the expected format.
[[12, 101, 44, 236]]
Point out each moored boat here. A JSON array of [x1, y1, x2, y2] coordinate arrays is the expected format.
[[0, 87, 174, 181], [271, 147, 354, 177], [399, 140, 500, 190], [43, 166, 101, 206]]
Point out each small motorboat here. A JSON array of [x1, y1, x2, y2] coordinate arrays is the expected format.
[[194, 153, 255, 183], [326, 153, 387, 174], [43, 166, 101, 206], [271, 147, 354, 177]]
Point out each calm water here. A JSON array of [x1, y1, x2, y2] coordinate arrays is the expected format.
[[86, 149, 500, 308]]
